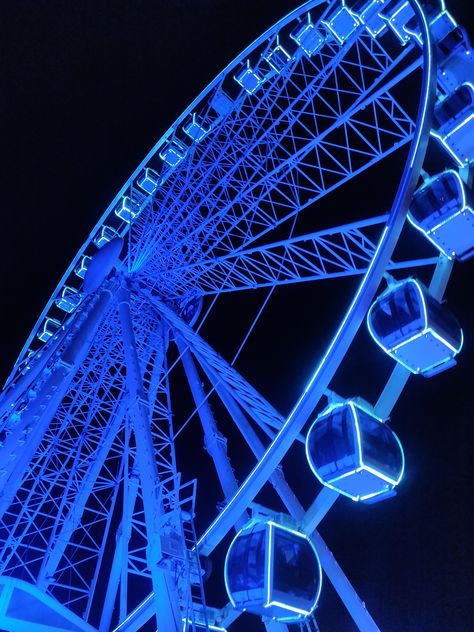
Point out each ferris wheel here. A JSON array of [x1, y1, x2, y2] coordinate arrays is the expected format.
[[0, 0, 473, 631]]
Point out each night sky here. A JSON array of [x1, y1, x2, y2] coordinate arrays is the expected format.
[[2, 1, 474, 631]]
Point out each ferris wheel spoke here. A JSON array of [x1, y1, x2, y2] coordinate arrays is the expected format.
[[145, 216, 438, 297], [131, 346, 380, 632], [141, 26, 407, 242], [175, 335, 249, 531], [139, 85, 417, 287], [132, 32, 419, 275], [184, 90, 415, 260], [147, 295, 304, 443]]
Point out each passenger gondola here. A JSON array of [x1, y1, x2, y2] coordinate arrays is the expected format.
[[432, 83, 474, 166], [306, 400, 404, 503], [408, 169, 474, 260], [430, 10, 474, 93], [224, 520, 321, 622], [367, 278, 463, 376]]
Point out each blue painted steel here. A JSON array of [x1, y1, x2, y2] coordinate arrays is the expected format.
[[195, 0, 435, 559], [0, 576, 96, 632]]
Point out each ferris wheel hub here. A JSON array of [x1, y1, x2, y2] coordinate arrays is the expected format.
[[83, 237, 124, 293]]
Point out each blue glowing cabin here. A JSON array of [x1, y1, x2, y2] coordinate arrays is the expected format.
[[290, 18, 326, 56], [37, 317, 61, 343], [306, 400, 404, 503], [408, 170, 474, 260], [323, 6, 359, 44], [55, 286, 80, 313], [234, 62, 263, 94], [225, 520, 321, 622], [432, 83, 474, 166], [367, 278, 463, 376], [74, 255, 91, 279], [433, 14, 474, 94], [137, 167, 160, 194], [114, 195, 141, 224]]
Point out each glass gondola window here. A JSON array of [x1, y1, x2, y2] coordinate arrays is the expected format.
[[369, 281, 423, 344], [307, 406, 357, 478], [226, 527, 266, 596], [367, 279, 463, 376], [272, 528, 320, 604], [433, 83, 474, 129], [359, 415, 404, 480], [408, 170, 474, 260], [225, 520, 321, 622], [306, 400, 405, 502]]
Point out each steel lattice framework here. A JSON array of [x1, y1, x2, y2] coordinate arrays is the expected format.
[[0, 0, 469, 631]]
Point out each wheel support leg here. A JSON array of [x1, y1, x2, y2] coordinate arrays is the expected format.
[[176, 335, 248, 530], [118, 286, 181, 631]]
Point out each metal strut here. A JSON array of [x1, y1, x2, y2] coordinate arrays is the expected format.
[[117, 283, 181, 631]]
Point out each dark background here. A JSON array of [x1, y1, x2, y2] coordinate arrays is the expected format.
[[1, 1, 474, 631]]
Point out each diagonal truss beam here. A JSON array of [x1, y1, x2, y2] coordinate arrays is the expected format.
[[150, 216, 437, 296]]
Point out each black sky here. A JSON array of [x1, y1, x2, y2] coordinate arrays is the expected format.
[[1, 1, 474, 631]]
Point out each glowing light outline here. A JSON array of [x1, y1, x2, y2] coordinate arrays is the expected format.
[[136, 167, 160, 194], [429, 9, 456, 30], [265, 520, 272, 609], [290, 17, 327, 56], [74, 255, 91, 279], [55, 286, 79, 313], [159, 140, 187, 166], [367, 277, 427, 346], [37, 317, 62, 342], [225, 519, 321, 620], [367, 278, 463, 373], [431, 83, 474, 165], [357, 0, 389, 39], [183, 112, 210, 143], [233, 61, 265, 94], [321, 5, 361, 45], [114, 196, 140, 224], [406, 168, 470, 258], [306, 400, 405, 502], [263, 43, 292, 73], [430, 130, 465, 167], [264, 520, 322, 618]]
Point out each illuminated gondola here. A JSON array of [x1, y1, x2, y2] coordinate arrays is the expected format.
[[224, 520, 321, 623], [432, 10, 474, 94], [367, 278, 463, 376], [432, 82, 474, 166], [408, 169, 474, 260], [306, 400, 404, 503]]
